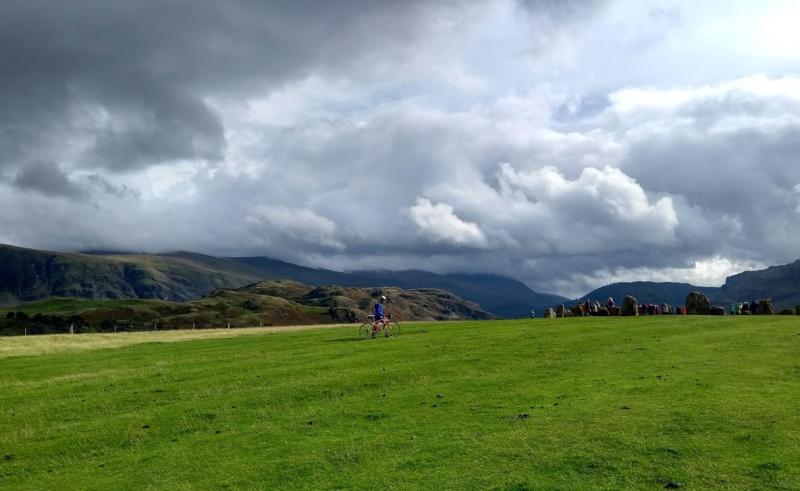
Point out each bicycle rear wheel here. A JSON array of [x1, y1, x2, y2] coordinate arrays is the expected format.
[[384, 321, 400, 337], [358, 322, 374, 339]]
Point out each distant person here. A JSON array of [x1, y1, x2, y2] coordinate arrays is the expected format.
[[372, 295, 388, 337], [530, 309, 536, 318]]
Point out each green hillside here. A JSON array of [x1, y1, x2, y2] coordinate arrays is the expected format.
[[0, 280, 493, 335], [0, 245, 564, 317], [0, 245, 259, 305], [6, 243, 800, 316], [717, 260, 800, 308], [337, 270, 569, 318], [1, 317, 798, 489]]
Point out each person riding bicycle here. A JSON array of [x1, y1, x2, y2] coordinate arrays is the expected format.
[[372, 295, 388, 337]]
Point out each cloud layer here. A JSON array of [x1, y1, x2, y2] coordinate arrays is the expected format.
[[1, 0, 800, 297]]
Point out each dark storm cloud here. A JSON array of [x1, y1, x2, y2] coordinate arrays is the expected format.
[[517, 0, 611, 19], [84, 174, 140, 199], [7, 161, 138, 200], [12, 162, 86, 199], [0, 0, 477, 172]]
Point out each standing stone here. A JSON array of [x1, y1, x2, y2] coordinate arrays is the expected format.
[[555, 304, 566, 318], [685, 291, 711, 315], [709, 306, 726, 316], [544, 308, 556, 319], [757, 299, 774, 315], [622, 295, 638, 316]]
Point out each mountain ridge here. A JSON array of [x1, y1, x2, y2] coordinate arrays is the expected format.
[[579, 261, 800, 309], [0, 244, 566, 317], [4, 244, 799, 314]]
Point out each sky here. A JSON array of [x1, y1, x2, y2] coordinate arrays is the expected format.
[[1, 0, 800, 297]]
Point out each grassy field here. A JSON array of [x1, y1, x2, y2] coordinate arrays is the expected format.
[[0, 323, 354, 359], [1, 317, 798, 490]]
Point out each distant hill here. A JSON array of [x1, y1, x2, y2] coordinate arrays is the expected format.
[[715, 260, 800, 308], [579, 262, 800, 310], [0, 245, 258, 306], [0, 245, 564, 317], [7, 243, 797, 315], [0, 280, 493, 335], [580, 282, 721, 308], [350, 271, 570, 318], [222, 259, 569, 317]]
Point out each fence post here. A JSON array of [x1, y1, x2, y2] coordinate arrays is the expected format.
[[259, 322, 263, 328], [192, 322, 195, 330], [114, 324, 117, 333], [70, 324, 74, 335], [227, 322, 230, 330], [24, 327, 27, 336], [154, 322, 157, 331]]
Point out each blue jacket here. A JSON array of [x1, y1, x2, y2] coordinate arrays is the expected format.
[[374, 302, 385, 319]]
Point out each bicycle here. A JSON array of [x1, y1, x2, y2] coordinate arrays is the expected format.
[[359, 314, 400, 339]]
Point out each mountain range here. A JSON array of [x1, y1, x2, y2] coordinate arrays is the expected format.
[[3, 244, 799, 316], [0, 244, 566, 317], [579, 261, 800, 310]]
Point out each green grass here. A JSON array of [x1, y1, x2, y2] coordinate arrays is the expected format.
[[0, 297, 171, 316], [1, 317, 798, 490]]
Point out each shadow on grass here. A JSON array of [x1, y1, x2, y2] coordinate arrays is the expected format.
[[323, 337, 364, 344], [323, 332, 419, 343]]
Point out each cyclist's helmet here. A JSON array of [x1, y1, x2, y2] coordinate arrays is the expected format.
[[380, 295, 387, 301]]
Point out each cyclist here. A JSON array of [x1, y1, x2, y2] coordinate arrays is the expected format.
[[372, 295, 388, 337]]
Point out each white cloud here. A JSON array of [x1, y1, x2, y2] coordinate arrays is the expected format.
[[246, 205, 344, 251], [493, 164, 678, 253], [553, 256, 768, 298], [409, 198, 488, 248]]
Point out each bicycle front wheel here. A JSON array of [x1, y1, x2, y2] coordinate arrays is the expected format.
[[358, 322, 374, 340], [384, 321, 400, 337]]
